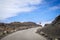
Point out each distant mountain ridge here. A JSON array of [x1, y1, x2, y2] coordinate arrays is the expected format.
[[0, 22, 42, 39], [0, 22, 42, 33]]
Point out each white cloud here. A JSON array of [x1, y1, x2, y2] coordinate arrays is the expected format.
[[41, 21, 52, 26], [49, 6, 60, 10], [0, 0, 43, 20]]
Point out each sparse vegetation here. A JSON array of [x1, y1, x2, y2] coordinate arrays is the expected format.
[[0, 22, 42, 39]]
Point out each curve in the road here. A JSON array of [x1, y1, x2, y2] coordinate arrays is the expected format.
[[1, 27, 47, 40]]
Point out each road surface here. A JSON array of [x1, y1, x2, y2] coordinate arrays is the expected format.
[[1, 27, 47, 40]]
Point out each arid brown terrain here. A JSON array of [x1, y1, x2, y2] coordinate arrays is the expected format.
[[0, 22, 42, 39]]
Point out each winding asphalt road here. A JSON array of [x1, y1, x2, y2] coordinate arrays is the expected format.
[[1, 27, 47, 40]]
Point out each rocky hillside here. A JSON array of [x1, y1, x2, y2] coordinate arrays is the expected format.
[[0, 22, 42, 32], [0, 22, 42, 39], [52, 15, 60, 25], [36, 15, 60, 38]]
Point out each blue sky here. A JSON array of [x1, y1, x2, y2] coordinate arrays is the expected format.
[[0, 0, 60, 25]]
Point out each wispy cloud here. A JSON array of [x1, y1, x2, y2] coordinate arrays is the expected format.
[[0, 0, 43, 20], [49, 5, 60, 10]]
